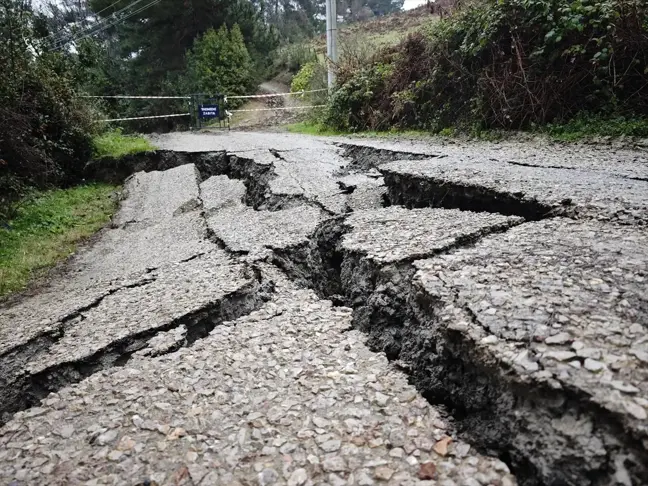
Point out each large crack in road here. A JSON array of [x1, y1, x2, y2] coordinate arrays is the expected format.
[[1, 132, 647, 486]]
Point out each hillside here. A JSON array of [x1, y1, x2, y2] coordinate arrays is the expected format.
[[311, 5, 434, 53]]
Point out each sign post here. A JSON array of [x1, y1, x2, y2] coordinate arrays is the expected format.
[[194, 94, 229, 130]]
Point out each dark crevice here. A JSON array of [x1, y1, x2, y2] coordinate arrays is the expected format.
[[0, 266, 273, 426], [504, 159, 573, 170], [335, 143, 439, 175], [18, 146, 642, 486], [381, 170, 562, 221], [269, 215, 648, 486]]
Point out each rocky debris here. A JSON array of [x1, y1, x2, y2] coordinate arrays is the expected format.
[[381, 158, 648, 223], [133, 325, 188, 358], [334, 174, 387, 212], [0, 270, 516, 486]]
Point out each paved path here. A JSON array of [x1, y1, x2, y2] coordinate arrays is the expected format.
[[1, 132, 647, 486]]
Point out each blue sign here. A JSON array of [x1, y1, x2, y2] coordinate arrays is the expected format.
[[198, 104, 219, 119]]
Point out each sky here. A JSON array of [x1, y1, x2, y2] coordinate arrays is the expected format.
[[403, 0, 427, 10]]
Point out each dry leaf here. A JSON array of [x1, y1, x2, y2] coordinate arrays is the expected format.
[[433, 435, 452, 456], [418, 462, 437, 480], [173, 465, 190, 485]]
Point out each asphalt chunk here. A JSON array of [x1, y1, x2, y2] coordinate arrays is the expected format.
[[381, 157, 648, 223]]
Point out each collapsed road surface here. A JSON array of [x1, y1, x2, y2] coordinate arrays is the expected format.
[[0, 132, 646, 486]]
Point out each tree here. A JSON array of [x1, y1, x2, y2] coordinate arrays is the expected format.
[[186, 24, 253, 101], [1, 0, 95, 214]]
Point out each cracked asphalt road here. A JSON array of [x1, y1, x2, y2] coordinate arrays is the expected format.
[[0, 131, 647, 486]]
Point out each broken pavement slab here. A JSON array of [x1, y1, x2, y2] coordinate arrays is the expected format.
[[200, 174, 324, 256], [403, 218, 648, 485], [0, 163, 267, 424], [3, 131, 648, 486], [332, 136, 648, 181], [275, 207, 648, 485], [381, 157, 648, 223], [0, 249, 266, 425], [207, 205, 323, 256], [0, 271, 516, 486]]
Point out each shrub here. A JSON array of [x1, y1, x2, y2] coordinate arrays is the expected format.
[[273, 44, 318, 74], [291, 61, 327, 92], [1, 1, 96, 217], [325, 0, 648, 132]]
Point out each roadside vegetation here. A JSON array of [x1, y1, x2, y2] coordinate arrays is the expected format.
[[92, 130, 155, 159], [0, 184, 118, 297], [310, 0, 648, 139]]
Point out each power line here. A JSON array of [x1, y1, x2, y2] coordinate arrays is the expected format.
[[48, 0, 147, 49], [44, 0, 132, 44], [49, 0, 159, 51]]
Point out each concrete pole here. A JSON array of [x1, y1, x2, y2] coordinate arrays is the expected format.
[[326, 0, 338, 89]]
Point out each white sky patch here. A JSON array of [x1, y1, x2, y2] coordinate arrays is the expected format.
[[403, 0, 427, 10]]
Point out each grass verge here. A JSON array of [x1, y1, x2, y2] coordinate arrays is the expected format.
[[545, 116, 648, 142], [286, 121, 430, 139], [0, 184, 119, 297], [93, 129, 155, 158]]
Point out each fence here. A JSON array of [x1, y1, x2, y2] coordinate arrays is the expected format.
[[81, 89, 328, 129]]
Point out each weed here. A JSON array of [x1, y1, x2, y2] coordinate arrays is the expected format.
[[0, 184, 118, 296], [92, 129, 155, 159], [545, 115, 648, 142]]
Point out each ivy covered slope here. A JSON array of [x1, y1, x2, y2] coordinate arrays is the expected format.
[[324, 0, 648, 133]]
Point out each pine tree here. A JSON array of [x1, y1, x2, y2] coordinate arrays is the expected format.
[[186, 24, 253, 102]]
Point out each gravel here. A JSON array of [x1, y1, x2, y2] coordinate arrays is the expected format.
[[0, 267, 516, 486]]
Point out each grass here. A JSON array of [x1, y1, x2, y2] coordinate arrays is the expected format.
[[0, 184, 119, 297], [545, 116, 648, 142], [287, 121, 346, 136], [286, 121, 429, 139], [92, 129, 155, 159]]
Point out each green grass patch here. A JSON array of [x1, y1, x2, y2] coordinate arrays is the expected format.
[[286, 122, 346, 136], [0, 184, 119, 297], [92, 129, 155, 159], [545, 116, 648, 142]]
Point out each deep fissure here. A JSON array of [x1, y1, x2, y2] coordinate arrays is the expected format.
[[0, 273, 271, 426], [6, 147, 643, 485], [270, 213, 647, 486]]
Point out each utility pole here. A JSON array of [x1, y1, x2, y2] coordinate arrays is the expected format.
[[325, 0, 338, 89]]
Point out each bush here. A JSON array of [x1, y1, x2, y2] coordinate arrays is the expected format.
[[325, 0, 648, 132], [1, 1, 97, 217], [291, 61, 327, 92], [324, 63, 394, 131], [273, 44, 318, 74]]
